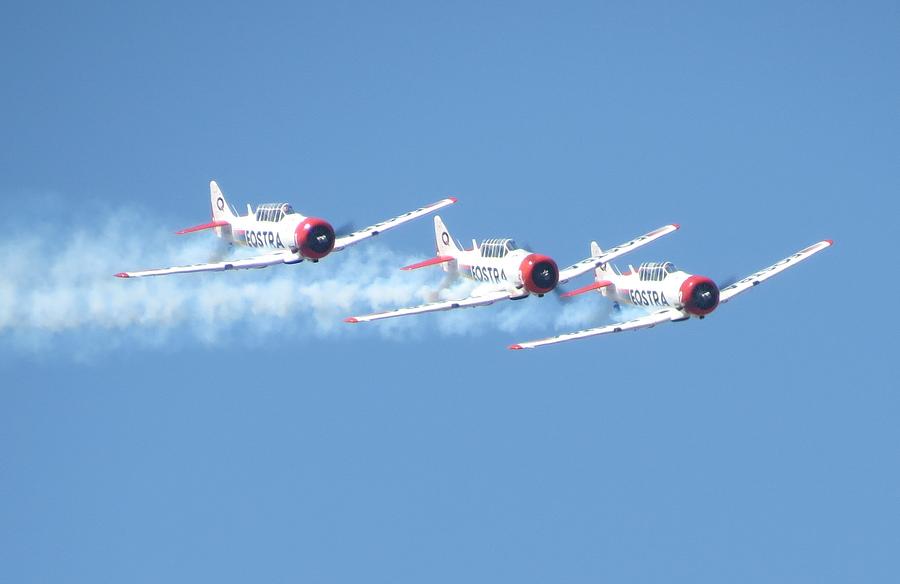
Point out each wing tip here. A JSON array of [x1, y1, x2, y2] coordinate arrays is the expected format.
[[672, 223, 680, 229], [448, 196, 458, 204], [344, 317, 359, 324], [114, 272, 130, 279], [824, 239, 834, 246], [509, 344, 524, 350]]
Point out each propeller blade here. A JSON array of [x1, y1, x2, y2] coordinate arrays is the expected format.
[[718, 275, 738, 289], [334, 221, 357, 238]]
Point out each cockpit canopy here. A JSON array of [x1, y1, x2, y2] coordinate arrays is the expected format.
[[638, 261, 677, 281], [480, 238, 518, 259], [255, 203, 295, 222]]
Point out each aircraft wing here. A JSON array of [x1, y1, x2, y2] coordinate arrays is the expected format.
[[718, 240, 833, 304], [333, 197, 457, 251], [510, 307, 682, 350], [345, 287, 512, 323], [114, 249, 298, 278], [557, 223, 680, 284]]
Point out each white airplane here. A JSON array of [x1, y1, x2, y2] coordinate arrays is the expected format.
[[509, 238, 833, 349], [115, 181, 457, 278], [344, 217, 679, 323]]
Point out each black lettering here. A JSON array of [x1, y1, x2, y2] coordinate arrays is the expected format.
[[652, 291, 659, 304]]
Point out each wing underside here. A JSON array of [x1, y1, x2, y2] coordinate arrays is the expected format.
[[115, 250, 298, 278], [510, 308, 682, 349], [346, 288, 512, 323]]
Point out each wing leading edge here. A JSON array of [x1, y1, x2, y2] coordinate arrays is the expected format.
[[333, 197, 457, 251], [557, 223, 680, 284], [718, 239, 833, 304]]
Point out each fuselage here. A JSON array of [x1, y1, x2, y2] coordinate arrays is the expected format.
[[223, 203, 304, 250], [218, 202, 336, 260], [452, 238, 558, 296], [599, 262, 720, 317]]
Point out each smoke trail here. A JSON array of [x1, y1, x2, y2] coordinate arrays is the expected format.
[[0, 208, 609, 354]]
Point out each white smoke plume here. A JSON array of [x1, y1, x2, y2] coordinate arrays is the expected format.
[[0, 207, 611, 355]]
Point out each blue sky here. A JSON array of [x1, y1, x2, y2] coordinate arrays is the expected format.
[[1, 1, 898, 582]]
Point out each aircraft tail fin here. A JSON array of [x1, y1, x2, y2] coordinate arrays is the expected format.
[[591, 240, 612, 278], [210, 180, 236, 222], [434, 216, 459, 272], [208, 180, 236, 239]]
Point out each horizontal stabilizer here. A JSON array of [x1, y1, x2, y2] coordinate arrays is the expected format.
[[176, 220, 230, 235], [401, 256, 455, 271], [560, 280, 612, 298]]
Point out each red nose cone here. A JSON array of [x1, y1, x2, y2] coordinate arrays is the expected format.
[[679, 275, 719, 316], [294, 217, 335, 260], [519, 253, 559, 294]]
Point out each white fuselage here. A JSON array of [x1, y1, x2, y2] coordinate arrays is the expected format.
[[455, 246, 533, 290], [223, 212, 306, 251], [601, 268, 688, 310]]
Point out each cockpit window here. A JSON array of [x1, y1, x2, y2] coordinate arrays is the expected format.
[[639, 262, 673, 282], [255, 203, 291, 222], [481, 238, 516, 259]]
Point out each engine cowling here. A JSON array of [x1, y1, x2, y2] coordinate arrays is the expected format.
[[679, 275, 719, 316], [294, 217, 335, 260], [519, 254, 559, 295]]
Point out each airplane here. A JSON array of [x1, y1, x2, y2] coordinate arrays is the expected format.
[[509, 238, 833, 349], [114, 180, 457, 278], [343, 216, 680, 323]]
